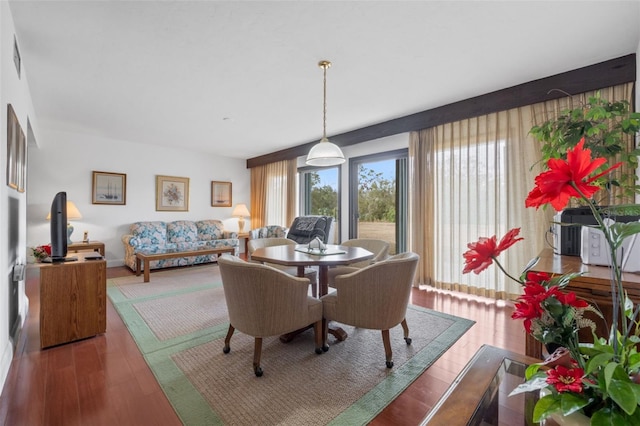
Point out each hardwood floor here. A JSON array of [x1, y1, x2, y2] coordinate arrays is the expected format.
[[0, 264, 525, 426]]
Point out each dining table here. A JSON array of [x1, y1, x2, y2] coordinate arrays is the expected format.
[[250, 243, 374, 341]]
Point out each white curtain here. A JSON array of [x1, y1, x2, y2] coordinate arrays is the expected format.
[[408, 84, 634, 299]]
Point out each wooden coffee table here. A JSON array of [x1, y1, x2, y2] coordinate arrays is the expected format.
[[135, 247, 235, 282]]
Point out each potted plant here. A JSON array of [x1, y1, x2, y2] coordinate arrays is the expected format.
[[462, 138, 640, 424], [530, 94, 640, 201]]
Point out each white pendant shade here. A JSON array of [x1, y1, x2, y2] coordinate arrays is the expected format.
[[306, 60, 345, 167], [306, 137, 345, 166]]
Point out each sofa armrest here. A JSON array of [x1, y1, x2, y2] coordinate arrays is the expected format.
[[224, 231, 238, 239], [122, 234, 139, 246]]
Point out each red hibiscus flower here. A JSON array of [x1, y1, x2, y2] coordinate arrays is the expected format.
[[525, 271, 552, 286], [556, 291, 588, 308], [43, 244, 51, 255], [462, 228, 523, 274], [525, 138, 622, 211], [546, 364, 584, 393], [511, 283, 566, 333]]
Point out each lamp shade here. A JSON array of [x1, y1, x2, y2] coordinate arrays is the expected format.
[[46, 201, 83, 220], [232, 203, 251, 218], [306, 137, 346, 166]]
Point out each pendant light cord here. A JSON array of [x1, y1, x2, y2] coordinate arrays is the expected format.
[[319, 60, 331, 141]]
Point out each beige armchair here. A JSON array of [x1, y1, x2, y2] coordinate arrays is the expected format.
[[327, 238, 390, 288], [248, 237, 319, 297], [321, 252, 419, 368], [218, 254, 324, 377]]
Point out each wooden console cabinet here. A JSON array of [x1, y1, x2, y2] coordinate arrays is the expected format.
[[39, 252, 107, 348], [526, 248, 640, 359]]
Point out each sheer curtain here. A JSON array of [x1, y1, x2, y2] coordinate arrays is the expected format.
[[409, 108, 549, 299], [408, 84, 634, 299], [250, 159, 297, 230]]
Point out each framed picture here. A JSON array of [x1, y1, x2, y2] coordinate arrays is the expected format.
[[92, 171, 126, 205], [6, 104, 24, 191], [13, 36, 21, 79], [156, 175, 189, 211], [211, 181, 232, 207]]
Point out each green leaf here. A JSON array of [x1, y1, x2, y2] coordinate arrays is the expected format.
[[609, 379, 638, 415], [586, 352, 615, 375], [533, 394, 560, 422], [559, 392, 590, 415], [525, 363, 542, 380]]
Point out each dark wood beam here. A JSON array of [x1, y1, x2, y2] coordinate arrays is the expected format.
[[246, 54, 636, 169]]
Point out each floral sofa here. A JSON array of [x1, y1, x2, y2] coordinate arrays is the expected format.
[[122, 220, 238, 272]]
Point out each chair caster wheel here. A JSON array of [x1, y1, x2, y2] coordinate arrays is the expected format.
[[386, 360, 394, 368], [315, 347, 323, 354], [404, 337, 412, 345], [223, 345, 230, 354], [254, 367, 263, 377], [322, 345, 329, 352]]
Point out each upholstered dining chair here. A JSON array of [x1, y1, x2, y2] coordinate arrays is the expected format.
[[248, 237, 319, 297], [321, 252, 419, 368], [217, 254, 324, 377], [326, 238, 390, 288]]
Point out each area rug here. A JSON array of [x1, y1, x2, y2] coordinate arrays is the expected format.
[[108, 265, 475, 425]]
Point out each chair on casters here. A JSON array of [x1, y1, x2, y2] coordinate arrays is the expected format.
[[218, 254, 324, 377], [321, 252, 419, 368], [327, 238, 390, 288], [247, 237, 319, 297]]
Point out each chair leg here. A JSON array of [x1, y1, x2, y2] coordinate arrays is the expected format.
[[223, 325, 235, 353], [401, 318, 412, 345], [314, 320, 323, 354], [321, 318, 329, 352], [253, 337, 263, 377], [382, 329, 393, 368]]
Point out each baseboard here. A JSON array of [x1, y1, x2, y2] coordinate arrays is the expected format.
[[0, 338, 14, 397]]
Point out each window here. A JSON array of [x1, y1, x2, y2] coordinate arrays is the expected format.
[[299, 166, 340, 241], [349, 149, 408, 254]]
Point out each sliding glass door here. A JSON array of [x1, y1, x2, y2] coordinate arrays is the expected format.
[[299, 166, 340, 242], [349, 149, 407, 254]]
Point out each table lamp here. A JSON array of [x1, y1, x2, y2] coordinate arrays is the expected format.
[[232, 203, 251, 234], [46, 200, 83, 244]]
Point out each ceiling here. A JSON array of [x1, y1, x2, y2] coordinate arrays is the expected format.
[[8, 1, 640, 161]]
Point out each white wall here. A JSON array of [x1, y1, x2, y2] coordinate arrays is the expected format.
[[0, 1, 39, 395], [27, 130, 250, 267]]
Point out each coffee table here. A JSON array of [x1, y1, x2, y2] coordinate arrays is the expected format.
[[421, 344, 550, 425], [135, 247, 235, 282], [250, 243, 373, 341]]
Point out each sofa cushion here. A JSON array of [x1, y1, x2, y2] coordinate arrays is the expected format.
[[167, 221, 198, 244], [196, 220, 225, 241], [129, 221, 167, 246]]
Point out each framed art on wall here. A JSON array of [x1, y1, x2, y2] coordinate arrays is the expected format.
[[211, 181, 232, 207], [6, 104, 25, 192], [92, 171, 126, 205], [156, 175, 189, 211]]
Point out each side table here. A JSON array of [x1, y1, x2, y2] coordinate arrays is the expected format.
[[68, 241, 105, 256], [237, 232, 250, 255], [39, 252, 107, 348]]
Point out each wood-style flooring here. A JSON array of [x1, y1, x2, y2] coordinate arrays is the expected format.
[[0, 263, 524, 426]]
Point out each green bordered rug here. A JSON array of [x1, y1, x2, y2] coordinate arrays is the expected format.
[[108, 266, 475, 425]]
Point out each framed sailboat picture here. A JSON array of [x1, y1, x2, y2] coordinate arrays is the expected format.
[[92, 171, 126, 205]]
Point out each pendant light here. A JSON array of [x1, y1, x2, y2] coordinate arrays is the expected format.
[[306, 60, 346, 166]]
